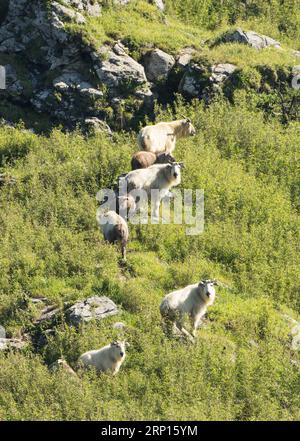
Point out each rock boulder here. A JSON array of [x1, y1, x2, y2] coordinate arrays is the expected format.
[[220, 28, 281, 50], [143, 48, 175, 82], [92, 42, 151, 99], [66, 296, 119, 326]]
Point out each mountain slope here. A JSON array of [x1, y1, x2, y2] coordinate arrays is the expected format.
[[0, 0, 300, 421]]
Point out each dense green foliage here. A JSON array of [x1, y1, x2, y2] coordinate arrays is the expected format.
[[167, 0, 300, 42], [1, 97, 300, 420], [0, 0, 300, 421], [68, 0, 300, 54]]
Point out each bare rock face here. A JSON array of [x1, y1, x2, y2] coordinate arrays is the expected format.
[[52, 1, 86, 24], [143, 48, 175, 83], [113, 0, 165, 10], [0, 337, 27, 351], [83, 117, 112, 135], [2, 64, 23, 98], [179, 62, 237, 99], [61, 0, 102, 16], [92, 42, 151, 99], [210, 63, 237, 85], [52, 71, 95, 93], [220, 28, 281, 50], [34, 305, 62, 324], [178, 64, 204, 98], [66, 296, 119, 326], [176, 47, 196, 68], [0, 1, 152, 130]]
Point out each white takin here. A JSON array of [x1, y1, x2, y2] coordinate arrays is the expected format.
[[123, 162, 183, 220], [97, 210, 129, 260], [160, 279, 218, 341], [137, 118, 196, 155], [78, 340, 128, 375]]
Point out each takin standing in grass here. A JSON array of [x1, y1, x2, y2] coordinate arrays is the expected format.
[[131, 151, 176, 170], [160, 280, 218, 341], [115, 192, 136, 220], [137, 118, 196, 155], [97, 210, 129, 260], [78, 341, 128, 375], [124, 162, 184, 220], [98, 187, 136, 221], [49, 358, 78, 378]]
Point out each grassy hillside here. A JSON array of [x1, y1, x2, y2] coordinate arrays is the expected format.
[[67, 0, 300, 52], [0, 0, 300, 421]]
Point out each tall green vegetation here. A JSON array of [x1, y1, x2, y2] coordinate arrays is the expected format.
[[0, 97, 300, 420], [0, 0, 300, 422], [166, 0, 300, 42]]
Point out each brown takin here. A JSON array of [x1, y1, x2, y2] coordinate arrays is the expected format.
[[97, 210, 129, 260], [131, 151, 176, 170], [137, 118, 196, 155]]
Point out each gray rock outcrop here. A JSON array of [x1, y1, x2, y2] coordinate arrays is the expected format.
[[143, 48, 175, 82], [220, 28, 281, 50], [66, 296, 119, 326], [0, 337, 27, 350], [176, 47, 196, 68], [113, 0, 165, 9], [60, 0, 102, 16], [179, 62, 237, 99], [0, 1, 152, 130], [210, 63, 237, 86], [92, 42, 151, 98], [83, 117, 112, 135]]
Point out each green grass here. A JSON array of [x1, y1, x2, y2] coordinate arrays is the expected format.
[[201, 43, 298, 68], [166, 0, 300, 44], [0, 97, 300, 420], [64, 0, 300, 60], [1, 0, 300, 422], [65, 1, 206, 54]]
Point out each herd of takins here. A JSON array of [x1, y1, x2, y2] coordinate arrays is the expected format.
[[61, 118, 221, 376]]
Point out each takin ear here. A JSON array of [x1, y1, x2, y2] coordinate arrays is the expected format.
[[184, 118, 191, 124], [99, 195, 109, 206], [198, 280, 205, 288]]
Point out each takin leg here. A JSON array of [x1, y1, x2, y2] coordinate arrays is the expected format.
[[151, 194, 161, 222], [112, 364, 121, 376], [165, 135, 176, 155], [161, 317, 174, 337], [121, 240, 127, 261], [191, 312, 205, 337], [174, 314, 195, 343]]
